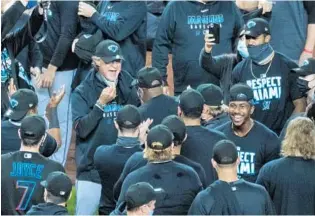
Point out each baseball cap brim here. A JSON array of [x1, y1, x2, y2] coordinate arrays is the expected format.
[[4, 109, 28, 121], [153, 188, 165, 200], [100, 55, 125, 63], [291, 68, 311, 76]]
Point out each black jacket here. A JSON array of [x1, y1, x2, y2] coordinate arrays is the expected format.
[[26, 203, 68, 215], [1, 3, 43, 118], [90, 1, 147, 77], [72, 69, 140, 183], [200, 48, 240, 103], [37, 1, 79, 70], [152, 1, 243, 94]]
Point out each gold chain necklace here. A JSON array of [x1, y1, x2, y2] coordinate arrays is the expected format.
[[250, 59, 273, 79]]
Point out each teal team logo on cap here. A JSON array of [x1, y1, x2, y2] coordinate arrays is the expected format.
[[10, 99, 18, 109], [247, 20, 256, 29], [108, 45, 118, 53], [303, 59, 309, 66]]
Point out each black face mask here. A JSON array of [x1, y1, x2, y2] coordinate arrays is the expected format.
[[297, 78, 311, 95]]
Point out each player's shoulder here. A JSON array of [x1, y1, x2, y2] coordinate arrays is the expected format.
[[253, 121, 278, 137], [240, 179, 269, 194], [1, 151, 15, 161]]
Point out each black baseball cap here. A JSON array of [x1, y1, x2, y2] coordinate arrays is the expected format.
[[39, 134, 58, 158], [133, 67, 163, 88], [229, 83, 254, 103], [179, 89, 205, 114], [5, 89, 38, 121], [125, 182, 164, 209], [74, 30, 103, 63], [116, 105, 141, 129], [292, 58, 315, 76], [147, 125, 174, 150], [213, 140, 238, 165], [20, 115, 46, 142], [197, 84, 223, 106], [161, 115, 186, 145], [94, 40, 124, 63], [41, 171, 72, 200], [244, 18, 270, 38]]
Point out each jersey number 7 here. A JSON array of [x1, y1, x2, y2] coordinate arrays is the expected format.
[[15, 180, 36, 211]]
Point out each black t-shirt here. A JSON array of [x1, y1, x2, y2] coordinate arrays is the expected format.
[[232, 52, 303, 133], [1, 120, 57, 157], [217, 121, 280, 182], [189, 179, 275, 215], [139, 94, 178, 128], [256, 157, 315, 215], [181, 126, 227, 185], [1, 120, 20, 154], [1, 151, 65, 215], [117, 161, 202, 215], [113, 152, 208, 200], [93, 139, 143, 215]]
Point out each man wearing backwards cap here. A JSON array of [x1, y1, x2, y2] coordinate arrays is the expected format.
[[26, 171, 72, 215], [232, 18, 306, 134], [178, 88, 227, 186], [279, 58, 315, 140], [115, 125, 202, 215], [72, 39, 140, 215], [94, 105, 151, 215], [197, 84, 230, 130], [1, 115, 65, 215], [135, 66, 178, 128], [112, 182, 163, 216], [2, 88, 65, 157], [189, 140, 275, 215], [112, 115, 208, 200], [217, 83, 280, 183]]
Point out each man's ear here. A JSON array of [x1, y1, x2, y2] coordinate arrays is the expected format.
[[265, 34, 271, 43], [18, 129, 21, 139], [236, 157, 241, 166], [114, 120, 119, 130], [202, 104, 209, 114], [177, 106, 182, 117], [211, 158, 217, 169], [250, 105, 255, 115], [92, 56, 100, 66]]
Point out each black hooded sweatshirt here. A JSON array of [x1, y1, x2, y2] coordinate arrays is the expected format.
[[72, 69, 140, 183], [26, 203, 68, 215], [91, 1, 147, 76], [152, 1, 243, 94]]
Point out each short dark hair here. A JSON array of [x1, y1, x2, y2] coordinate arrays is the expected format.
[[118, 125, 139, 134], [46, 191, 67, 204], [182, 109, 202, 119], [22, 137, 42, 147]]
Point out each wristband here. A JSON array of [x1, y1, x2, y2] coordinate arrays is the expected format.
[[48, 107, 60, 129], [303, 48, 313, 54], [95, 100, 105, 111]]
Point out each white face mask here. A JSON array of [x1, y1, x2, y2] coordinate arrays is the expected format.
[[237, 39, 249, 58]]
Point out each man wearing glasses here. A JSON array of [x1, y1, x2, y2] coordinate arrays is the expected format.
[[71, 40, 140, 215]]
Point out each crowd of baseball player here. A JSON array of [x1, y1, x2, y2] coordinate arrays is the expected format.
[[1, 0, 315, 215]]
